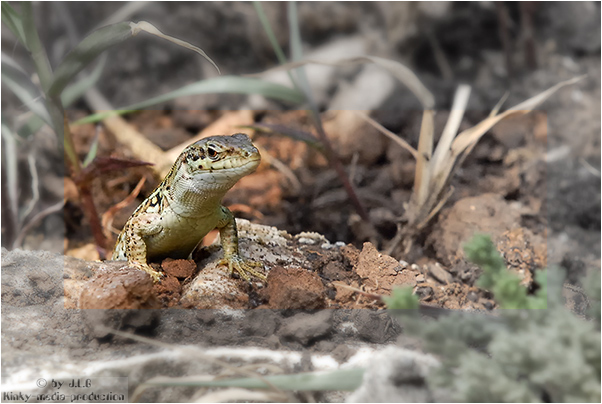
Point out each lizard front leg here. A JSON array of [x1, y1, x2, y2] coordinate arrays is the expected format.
[[121, 213, 165, 283], [216, 206, 266, 281]]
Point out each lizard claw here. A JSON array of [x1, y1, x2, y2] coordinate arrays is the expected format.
[[218, 255, 266, 282], [130, 261, 164, 283]]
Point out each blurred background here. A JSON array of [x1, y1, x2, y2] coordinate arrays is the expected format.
[[2, 1, 600, 273]]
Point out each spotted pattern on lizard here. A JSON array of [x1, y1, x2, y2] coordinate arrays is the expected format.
[[112, 133, 265, 283]]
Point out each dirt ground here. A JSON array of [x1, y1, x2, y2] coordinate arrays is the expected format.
[[1, 1, 600, 396]]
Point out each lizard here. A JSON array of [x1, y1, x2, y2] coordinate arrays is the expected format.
[[112, 133, 266, 283]]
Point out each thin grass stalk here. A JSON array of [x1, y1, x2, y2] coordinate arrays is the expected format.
[[254, 1, 300, 90], [284, 1, 369, 221], [253, 2, 287, 65], [355, 111, 419, 159]]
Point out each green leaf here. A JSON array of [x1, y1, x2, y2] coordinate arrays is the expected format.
[[1, 1, 26, 45], [61, 54, 107, 106], [50, 20, 220, 97], [48, 22, 132, 97], [1, 53, 51, 124], [82, 130, 99, 168], [72, 77, 303, 126], [253, 1, 287, 65], [130, 21, 219, 74], [16, 58, 103, 136], [287, 1, 309, 96], [1, 116, 19, 227], [21, 1, 53, 93], [17, 115, 44, 137], [71, 109, 136, 126], [288, 2, 302, 62], [123, 76, 304, 109], [146, 368, 365, 391]]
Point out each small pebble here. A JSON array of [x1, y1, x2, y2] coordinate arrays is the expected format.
[[415, 275, 425, 282], [334, 241, 346, 247], [321, 242, 332, 249], [399, 260, 409, 268], [297, 237, 316, 245], [411, 264, 420, 271]]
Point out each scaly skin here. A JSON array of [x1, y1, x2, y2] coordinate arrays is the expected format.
[[112, 133, 265, 283]]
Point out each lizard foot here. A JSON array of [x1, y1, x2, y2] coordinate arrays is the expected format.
[[130, 261, 164, 283], [218, 255, 266, 282]]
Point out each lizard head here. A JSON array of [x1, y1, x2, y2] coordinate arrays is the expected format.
[[178, 133, 261, 191]]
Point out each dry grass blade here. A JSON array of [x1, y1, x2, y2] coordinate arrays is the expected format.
[[425, 75, 584, 230], [252, 56, 434, 109], [431, 84, 471, 176], [354, 111, 419, 159], [490, 91, 509, 117], [130, 21, 219, 74], [414, 110, 435, 206], [452, 75, 585, 154], [580, 157, 601, 178]]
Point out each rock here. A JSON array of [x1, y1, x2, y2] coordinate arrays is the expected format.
[[346, 346, 440, 403], [266, 266, 326, 310], [495, 228, 546, 288], [2, 248, 65, 306], [352, 310, 395, 344], [241, 310, 280, 338], [427, 263, 453, 285], [355, 242, 416, 293], [161, 258, 197, 279], [427, 193, 522, 266], [79, 267, 159, 310], [278, 311, 333, 346], [78, 267, 161, 338]]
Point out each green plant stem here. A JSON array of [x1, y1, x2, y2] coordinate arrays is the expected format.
[[253, 2, 287, 64], [281, 2, 369, 222], [253, 1, 299, 89]]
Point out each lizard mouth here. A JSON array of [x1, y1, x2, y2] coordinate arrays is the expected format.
[[190, 157, 260, 188]]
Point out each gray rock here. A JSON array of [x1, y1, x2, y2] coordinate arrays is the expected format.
[[347, 346, 440, 403], [278, 311, 333, 346]]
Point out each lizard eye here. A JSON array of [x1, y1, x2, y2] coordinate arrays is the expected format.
[[207, 146, 218, 159]]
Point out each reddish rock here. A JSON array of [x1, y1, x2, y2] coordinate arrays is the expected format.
[[266, 266, 326, 310], [79, 267, 159, 310], [162, 258, 197, 279], [355, 242, 415, 293]]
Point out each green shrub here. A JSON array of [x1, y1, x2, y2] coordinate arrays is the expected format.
[[388, 234, 601, 402]]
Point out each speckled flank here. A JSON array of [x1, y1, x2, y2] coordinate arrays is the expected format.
[[112, 133, 265, 283]]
